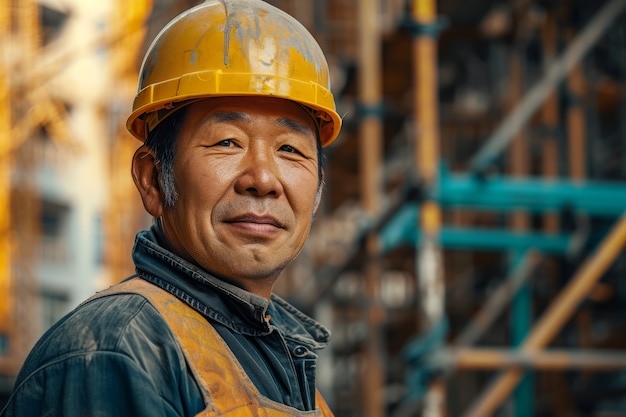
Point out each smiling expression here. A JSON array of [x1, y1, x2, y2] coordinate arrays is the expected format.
[[153, 96, 322, 297]]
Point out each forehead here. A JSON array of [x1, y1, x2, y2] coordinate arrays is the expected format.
[[182, 96, 318, 135]]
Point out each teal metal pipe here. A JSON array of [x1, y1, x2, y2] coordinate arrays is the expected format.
[[378, 205, 572, 253], [510, 251, 534, 417], [436, 173, 626, 217]]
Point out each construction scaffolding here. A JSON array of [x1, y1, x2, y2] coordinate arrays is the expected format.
[[279, 0, 626, 416]]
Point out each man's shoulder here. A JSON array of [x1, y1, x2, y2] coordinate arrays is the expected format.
[[19, 291, 181, 378], [52, 291, 168, 349], [4, 291, 206, 417]]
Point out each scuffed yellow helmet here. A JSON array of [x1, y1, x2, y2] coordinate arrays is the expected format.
[[126, 0, 342, 147]]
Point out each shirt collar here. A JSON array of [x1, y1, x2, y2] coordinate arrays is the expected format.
[[131, 222, 330, 348]]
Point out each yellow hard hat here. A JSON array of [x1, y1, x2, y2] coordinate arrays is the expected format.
[[126, 0, 342, 147]]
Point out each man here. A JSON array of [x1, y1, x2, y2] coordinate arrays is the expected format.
[[1, 0, 342, 416]]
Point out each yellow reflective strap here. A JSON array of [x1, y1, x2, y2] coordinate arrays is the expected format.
[[90, 279, 333, 416]]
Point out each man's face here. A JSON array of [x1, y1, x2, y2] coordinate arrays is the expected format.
[[159, 96, 321, 295]]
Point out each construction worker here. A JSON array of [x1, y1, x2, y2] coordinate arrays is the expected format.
[[1, 0, 341, 416]]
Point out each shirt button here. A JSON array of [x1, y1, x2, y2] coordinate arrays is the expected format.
[[293, 346, 308, 357]]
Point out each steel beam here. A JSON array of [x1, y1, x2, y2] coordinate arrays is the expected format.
[[378, 205, 572, 254], [435, 348, 626, 371], [437, 173, 626, 217]]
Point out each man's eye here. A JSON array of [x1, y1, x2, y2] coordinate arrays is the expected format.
[[216, 139, 233, 147], [280, 144, 297, 153]]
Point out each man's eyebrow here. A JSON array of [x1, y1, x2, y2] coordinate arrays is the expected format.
[[277, 117, 314, 136], [205, 111, 250, 124], [201, 112, 313, 136]]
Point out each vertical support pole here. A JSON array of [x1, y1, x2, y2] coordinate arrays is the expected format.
[[358, 1, 385, 416], [508, 50, 533, 417], [510, 251, 533, 417], [620, 17, 626, 178], [358, 0, 383, 214], [539, 17, 562, 369], [509, 51, 530, 231], [566, 37, 587, 181], [540, 12, 560, 232], [412, 1, 445, 416], [565, 21, 593, 389]]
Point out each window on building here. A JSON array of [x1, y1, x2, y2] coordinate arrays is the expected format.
[[40, 200, 70, 263]]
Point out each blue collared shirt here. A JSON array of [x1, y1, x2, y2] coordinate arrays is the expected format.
[[1, 224, 330, 416]]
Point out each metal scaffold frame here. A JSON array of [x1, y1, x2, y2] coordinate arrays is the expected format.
[[463, 212, 626, 417], [298, 0, 626, 415], [398, 0, 626, 416], [357, 1, 386, 417]]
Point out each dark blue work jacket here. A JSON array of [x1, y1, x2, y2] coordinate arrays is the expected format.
[[1, 224, 331, 417]]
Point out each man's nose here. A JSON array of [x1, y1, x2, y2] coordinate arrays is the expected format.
[[234, 148, 283, 197]]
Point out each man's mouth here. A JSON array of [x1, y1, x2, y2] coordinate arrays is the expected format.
[[227, 214, 283, 227]]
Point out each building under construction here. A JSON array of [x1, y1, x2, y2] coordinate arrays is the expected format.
[[1, 0, 626, 416]]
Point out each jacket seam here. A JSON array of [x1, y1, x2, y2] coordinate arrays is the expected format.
[[113, 296, 151, 352]]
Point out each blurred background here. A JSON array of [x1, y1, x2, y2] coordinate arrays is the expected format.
[[1, 0, 626, 416]]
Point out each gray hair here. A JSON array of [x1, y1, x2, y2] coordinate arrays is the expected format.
[[143, 108, 187, 208]]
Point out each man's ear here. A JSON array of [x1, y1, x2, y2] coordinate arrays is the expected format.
[[131, 145, 165, 218], [313, 168, 325, 216]]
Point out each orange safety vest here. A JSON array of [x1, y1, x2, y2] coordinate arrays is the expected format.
[[90, 278, 335, 417]]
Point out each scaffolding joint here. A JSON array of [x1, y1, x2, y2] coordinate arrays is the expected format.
[[403, 15, 449, 38], [355, 101, 386, 120]]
